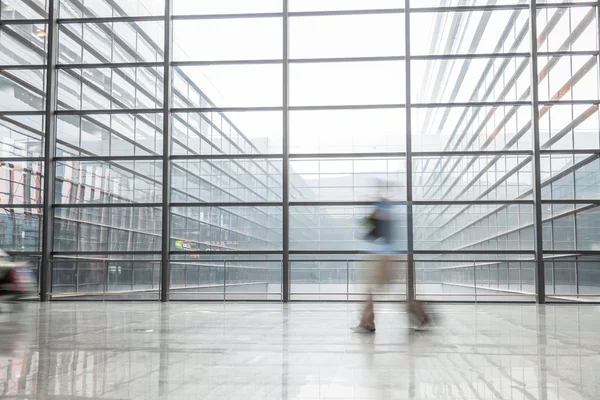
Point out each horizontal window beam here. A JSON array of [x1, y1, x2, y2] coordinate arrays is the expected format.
[[172, 106, 283, 113], [290, 152, 407, 159], [172, 12, 283, 20], [173, 59, 282, 66], [55, 109, 162, 115], [53, 203, 161, 208], [170, 250, 282, 255], [413, 150, 532, 157], [58, 16, 165, 24], [57, 62, 163, 69], [0, 204, 43, 209], [55, 155, 162, 162], [171, 202, 283, 208], [0, 19, 48, 25], [170, 154, 282, 160]]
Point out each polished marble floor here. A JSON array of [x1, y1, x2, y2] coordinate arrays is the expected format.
[[0, 302, 598, 399]]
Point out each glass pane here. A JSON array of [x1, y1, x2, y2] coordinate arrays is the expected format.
[[171, 159, 282, 203], [52, 255, 161, 300], [290, 14, 404, 59], [0, 68, 46, 111], [0, 160, 44, 205], [173, 18, 281, 61], [55, 160, 163, 205], [414, 203, 534, 251], [538, 6, 598, 52], [576, 206, 600, 251], [539, 104, 600, 151], [290, 205, 407, 252], [1, 0, 48, 19], [60, 0, 165, 18], [290, 157, 406, 202], [54, 207, 163, 252], [173, 0, 281, 15], [412, 57, 531, 104], [419, 0, 526, 6], [289, 0, 403, 12], [170, 254, 282, 301], [59, 22, 164, 64], [58, 67, 164, 111], [540, 153, 592, 200], [290, 108, 405, 154], [411, 9, 530, 55], [57, 113, 163, 157], [538, 55, 599, 102], [0, 24, 48, 65], [0, 208, 42, 252], [416, 260, 535, 302], [175, 65, 282, 108], [171, 206, 282, 251], [413, 155, 533, 201], [171, 111, 282, 155], [290, 61, 405, 106], [412, 105, 533, 152], [0, 115, 45, 158]]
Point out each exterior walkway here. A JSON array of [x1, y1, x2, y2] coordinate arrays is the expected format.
[[0, 302, 597, 399]]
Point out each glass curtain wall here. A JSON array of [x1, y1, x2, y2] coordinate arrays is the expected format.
[[1, 0, 599, 302]]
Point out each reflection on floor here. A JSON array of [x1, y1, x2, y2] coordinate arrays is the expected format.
[[0, 302, 597, 399]]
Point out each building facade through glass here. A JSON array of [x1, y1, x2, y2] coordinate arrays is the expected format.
[[1, 0, 599, 302]]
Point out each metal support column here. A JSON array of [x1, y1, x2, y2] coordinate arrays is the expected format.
[[40, 0, 59, 302], [530, 0, 545, 304], [405, 0, 416, 302], [160, 0, 173, 302], [282, 0, 291, 302]]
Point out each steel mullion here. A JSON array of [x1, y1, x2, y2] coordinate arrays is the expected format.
[[160, 0, 173, 302], [531, 0, 545, 304], [39, 0, 58, 303], [282, 0, 290, 303], [405, 0, 415, 302]]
